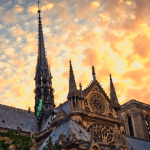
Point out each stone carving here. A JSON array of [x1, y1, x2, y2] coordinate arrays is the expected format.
[[87, 123, 114, 145], [84, 99, 88, 107], [85, 107, 90, 112], [93, 145, 99, 150], [95, 87, 98, 91], [90, 94, 105, 114], [109, 105, 113, 113], [82, 119, 91, 129]]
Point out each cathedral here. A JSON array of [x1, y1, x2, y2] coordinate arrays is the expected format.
[[1, 8, 150, 150]]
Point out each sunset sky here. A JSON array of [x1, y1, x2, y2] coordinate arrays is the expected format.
[[0, 0, 150, 111]]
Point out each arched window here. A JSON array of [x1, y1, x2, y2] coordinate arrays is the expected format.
[[128, 116, 134, 136], [146, 116, 150, 139]]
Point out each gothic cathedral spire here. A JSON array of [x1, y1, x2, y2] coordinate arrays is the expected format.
[[110, 74, 120, 111], [34, 6, 55, 130]]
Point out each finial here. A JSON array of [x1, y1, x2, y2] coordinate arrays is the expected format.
[[79, 83, 82, 91], [28, 107, 30, 113], [92, 65, 96, 81]]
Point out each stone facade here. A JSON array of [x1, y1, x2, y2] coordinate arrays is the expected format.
[[120, 100, 150, 140]]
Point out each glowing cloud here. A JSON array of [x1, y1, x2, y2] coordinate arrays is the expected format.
[[42, 4, 54, 10], [92, 2, 100, 7]]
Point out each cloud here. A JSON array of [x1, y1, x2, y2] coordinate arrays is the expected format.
[[9, 24, 25, 37], [42, 3, 54, 11], [15, 5, 24, 12], [92, 2, 100, 7], [1, 0, 150, 111], [5, 48, 15, 55], [133, 34, 150, 58]]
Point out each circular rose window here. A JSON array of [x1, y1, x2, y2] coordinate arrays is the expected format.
[[90, 94, 105, 114]]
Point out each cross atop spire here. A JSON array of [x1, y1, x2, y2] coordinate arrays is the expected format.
[[110, 74, 120, 110], [38, 0, 40, 10], [92, 65, 96, 81], [69, 60, 77, 93]]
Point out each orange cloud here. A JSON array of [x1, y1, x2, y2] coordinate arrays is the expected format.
[[1, 0, 150, 111]]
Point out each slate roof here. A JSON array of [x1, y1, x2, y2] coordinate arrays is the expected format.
[[126, 136, 150, 150], [38, 119, 91, 150], [41, 115, 51, 132], [0, 104, 37, 133], [54, 101, 70, 115]]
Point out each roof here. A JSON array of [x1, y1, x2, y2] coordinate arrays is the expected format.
[[0, 104, 37, 133], [38, 119, 91, 150], [54, 101, 70, 115], [41, 115, 51, 132], [121, 99, 150, 109], [126, 136, 150, 150]]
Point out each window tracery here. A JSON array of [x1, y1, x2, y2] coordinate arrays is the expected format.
[[90, 94, 105, 114], [87, 123, 114, 145]]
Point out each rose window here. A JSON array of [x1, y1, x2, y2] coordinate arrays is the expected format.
[[90, 94, 105, 114]]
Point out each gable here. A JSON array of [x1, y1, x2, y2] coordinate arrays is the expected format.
[[83, 80, 116, 117]]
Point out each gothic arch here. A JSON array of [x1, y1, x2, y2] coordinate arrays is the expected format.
[[127, 115, 134, 136], [123, 113, 134, 136]]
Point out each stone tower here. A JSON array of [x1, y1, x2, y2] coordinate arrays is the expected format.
[[34, 9, 55, 130]]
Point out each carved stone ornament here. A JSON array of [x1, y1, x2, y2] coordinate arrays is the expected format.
[[84, 99, 88, 107], [43, 104, 50, 111], [92, 145, 99, 150], [87, 123, 114, 145], [90, 94, 105, 114]]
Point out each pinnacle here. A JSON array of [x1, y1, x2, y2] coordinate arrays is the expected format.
[[92, 65, 96, 81], [69, 60, 77, 93], [110, 74, 120, 108]]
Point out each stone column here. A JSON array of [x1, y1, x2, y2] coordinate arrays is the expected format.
[[69, 98, 72, 113], [124, 120, 130, 136], [75, 97, 77, 111], [71, 97, 73, 112]]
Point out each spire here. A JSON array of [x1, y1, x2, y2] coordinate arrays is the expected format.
[[69, 60, 77, 93], [92, 65, 96, 81], [34, 1, 55, 130], [110, 74, 120, 110], [35, 4, 49, 77]]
